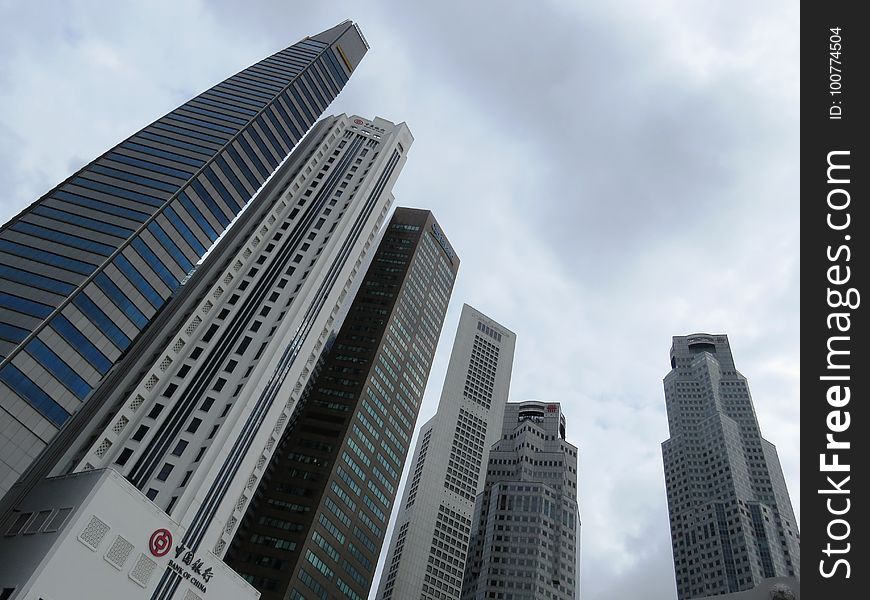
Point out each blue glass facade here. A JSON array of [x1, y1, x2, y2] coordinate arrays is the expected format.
[[0, 21, 369, 494]]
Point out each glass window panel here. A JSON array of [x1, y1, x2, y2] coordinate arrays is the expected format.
[[190, 179, 232, 227], [0, 264, 76, 295], [122, 141, 206, 168], [106, 152, 195, 179], [237, 134, 270, 177], [151, 121, 226, 146], [182, 103, 248, 126], [0, 239, 96, 275], [288, 84, 315, 123], [163, 205, 207, 256], [113, 254, 164, 309], [0, 322, 29, 344], [71, 175, 165, 207], [166, 113, 236, 136], [226, 147, 259, 190], [89, 164, 179, 194], [31, 205, 132, 239], [49, 314, 112, 374], [73, 293, 133, 351], [176, 192, 219, 242], [301, 72, 327, 111], [11, 221, 116, 256], [215, 155, 252, 200], [0, 363, 70, 426], [206, 88, 264, 111], [131, 238, 179, 288], [271, 99, 303, 140], [255, 115, 288, 156], [25, 338, 91, 400], [146, 221, 193, 272], [94, 272, 149, 329], [203, 168, 242, 213], [53, 189, 151, 222], [193, 95, 257, 118]]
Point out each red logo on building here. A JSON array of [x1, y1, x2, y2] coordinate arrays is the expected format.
[[353, 118, 364, 125], [149, 528, 173, 557], [547, 404, 558, 413]]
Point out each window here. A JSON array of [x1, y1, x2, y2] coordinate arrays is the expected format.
[[171, 440, 188, 457], [156, 463, 174, 481], [132, 425, 149, 442], [187, 418, 202, 433], [115, 447, 134, 466], [147, 403, 165, 419]]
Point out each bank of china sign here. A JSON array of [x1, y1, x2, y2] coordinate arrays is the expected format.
[[149, 528, 214, 594]]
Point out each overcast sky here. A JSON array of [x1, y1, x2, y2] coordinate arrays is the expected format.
[[0, 1, 799, 598]]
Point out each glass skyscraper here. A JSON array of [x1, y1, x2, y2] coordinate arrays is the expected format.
[[661, 334, 800, 599], [225, 207, 459, 600], [0, 21, 368, 498]]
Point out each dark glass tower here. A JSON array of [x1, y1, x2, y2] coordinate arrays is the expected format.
[[661, 334, 800, 599], [0, 20, 368, 497], [224, 208, 459, 600]]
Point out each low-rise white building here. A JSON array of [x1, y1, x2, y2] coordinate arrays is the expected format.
[[0, 469, 257, 600]]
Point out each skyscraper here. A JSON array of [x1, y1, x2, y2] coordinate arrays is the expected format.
[[376, 305, 515, 600], [460, 401, 580, 600], [0, 113, 413, 600], [661, 334, 800, 599], [224, 207, 459, 600], [0, 20, 369, 498]]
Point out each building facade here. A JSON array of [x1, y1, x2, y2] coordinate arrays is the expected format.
[[224, 207, 459, 600], [0, 469, 258, 600], [460, 401, 580, 600], [0, 20, 369, 498], [661, 334, 800, 599], [376, 305, 515, 600], [2, 114, 413, 600]]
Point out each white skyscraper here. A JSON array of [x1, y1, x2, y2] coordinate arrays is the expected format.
[[0, 114, 413, 600], [376, 304, 515, 600]]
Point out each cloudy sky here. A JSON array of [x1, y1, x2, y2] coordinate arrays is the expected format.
[[0, 1, 799, 598]]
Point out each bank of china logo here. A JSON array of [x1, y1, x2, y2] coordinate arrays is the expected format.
[[149, 528, 173, 557]]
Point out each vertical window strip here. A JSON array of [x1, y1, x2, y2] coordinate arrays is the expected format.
[[163, 205, 207, 255], [94, 272, 149, 329], [24, 337, 92, 400], [245, 126, 280, 169], [190, 179, 233, 227], [49, 314, 112, 374], [113, 253, 164, 309], [236, 135, 270, 180], [0, 363, 70, 426], [226, 146, 260, 190], [131, 238, 179, 289], [203, 167, 243, 213], [72, 292, 132, 352], [146, 221, 194, 273], [176, 192, 219, 242]]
